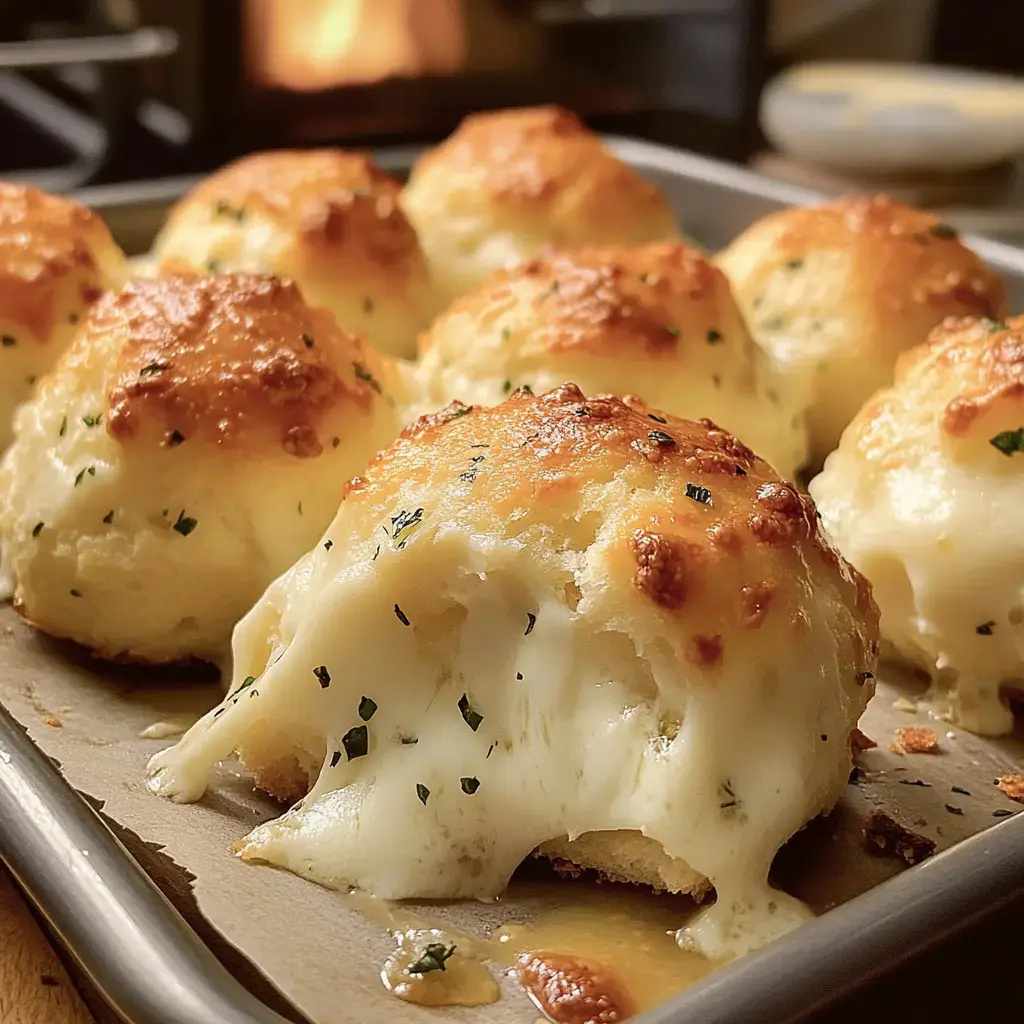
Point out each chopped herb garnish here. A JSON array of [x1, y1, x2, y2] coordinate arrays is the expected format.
[[314, 665, 331, 688], [706, 329, 722, 344], [734, 465, 747, 476], [206, 258, 224, 273], [342, 725, 368, 760], [391, 508, 424, 545], [648, 430, 676, 447], [302, 332, 315, 348], [1, 334, 15, 347], [173, 511, 197, 537], [362, 296, 374, 314], [324, 539, 333, 551], [459, 455, 485, 484], [503, 379, 512, 394], [993, 809, 1014, 817], [165, 429, 185, 448], [718, 779, 740, 816], [139, 362, 167, 377], [74, 466, 95, 487], [373, 544, 381, 560], [358, 696, 377, 721], [573, 406, 591, 416], [976, 621, 996, 636], [332, 436, 340, 448], [516, 672, 523, 681], [952, 785, 971, 796], [399, 733, 419, 745], [685, 482, 713, 506], [458, 693, 483, 732], [394, 604, 410, 626], [82, 413, 102, 427], [102, 510, 114, 524], [647, 413, 667, 424], [330, 750, 342, 768], [486, 743, 495, 758], [525, 612, 536, 636], [786, 259, 803, 270], [69, 313, 79, 324], [820, 733, 828, 742], [930, 223, 958, 239], [665, 325, 680, 338], [989, 428, 1024, 456], [354, 362, 382, 394], [984, 318, 1007, 334], [761, 316, 784, 331], [899, 778, 932, 787], [69, 589, 82, 598], [944, 803, 964, 816], [408, 942, 455, 974], [214, 199, 245, 221], [32, 522, 44, 537], [460, 777, 480, 795], [228, 675, 257, 700], [297, 501, 303, 516], [416, 783, 430, 805], [500, 327, 511, 342], [59, 416, 67, 438]]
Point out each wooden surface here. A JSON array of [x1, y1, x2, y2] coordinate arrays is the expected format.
[[0, 866, 92, 1024]]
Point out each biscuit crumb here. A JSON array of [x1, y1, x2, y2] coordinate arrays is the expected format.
[[43, 715, 62, 728], [996, 774, 1024, 803], [863, 810, 936, 865], [895, 726, 939, 754]]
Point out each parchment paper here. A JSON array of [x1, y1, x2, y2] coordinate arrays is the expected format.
[[1, 605, 1022, 1024]]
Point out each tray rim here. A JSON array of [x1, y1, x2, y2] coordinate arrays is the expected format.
[[1, 135, 1023, 1024]]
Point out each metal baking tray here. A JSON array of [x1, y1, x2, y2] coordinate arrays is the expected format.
[[2, 137, 1024, 1024]]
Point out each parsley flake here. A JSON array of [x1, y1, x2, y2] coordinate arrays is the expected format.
[[993, 809, 1014, 818], [409, 943, 455, 974], [786, 259, 803, 270], [976, 621, 996, 636], [330, 750, 341, 768], [945, 803, 964, 816], [500, 327, 511, 342], [82, 413, 102, 427], [1, 334, 15, 348], [139, 362, 167, 378], [706, 329, 722, 344], [718, 778, 741, 817], [102, 510, 114, 524], [648, 413, 667, 424], [314, 665, 331, 688], [165, 429, 186, 448], [665, 325, 680, 338], [324, 539, 333, 551], [354, 362, 382, 394], [952, 785, 971, 796], [358, 696, 377, 721], [685, 482, 713, 506], [391, 508, 424, 545], [648, 430, 676, 447], [460, 777, 480, 795], [32, 522, 44, 538], [984, 318, 1007, 334], [458, 693, 483, 732], [206, 258, 224, 273], [990, 428, 1024, 456], [69, 589, 82, 598], [342, 725, 368, 760], [302, 332, 315, 348], [394, 604, 410, 626], [74, 466, 95, 487], [525, 612, 536, 636], [416, 783, 430, 805], [172, 511, 197, 536], [503, 379, 512, 394], [214, 199, 245, 221], [59, 416, 67, 438], [332, 436, 340, 448]]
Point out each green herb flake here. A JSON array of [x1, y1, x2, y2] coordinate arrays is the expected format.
[[665, 325, 680, 338], [102, 510, 114, 524], [390, 507, 424, 547], [460, 777, 480, 795], [332, 436, 341, 448], [952, 785, 971, 796], [930, 223, 958, 239], [297, 501, 303, 516], [214, 199, 245, 222], [32, 522, 44, 538], [165, 429, 186, 448], [68, 313, 80, 325], [324, 539, 333, 551], [362, 297, 374, 314], [394, 604, 411, 626], [648, 430, 676, 447], [342, 725, 369, 760], [990, 428, 1024, 456], [984, 318, 1007, 334], [761, 316, 784, 331], [503, 379, 512, 394], [408, 942, 456, 975], [59, 417, 67, 438], [976, 621, 996, 636], [648, 413, 667, 424], [172, 511, 198, 536], [458, 693, 483, 732], [74, 466, 94, 487], [993, 809, 1014, 818], [353, 361, 383, 394], [685, 482, 713, 506], [945, 803, 964, 816], [314, 665, 331, 688], [69, 589, 82, 598], [500, 327, 511, 342], [139, 362, 167, 378], [205, 258, 224, 273], [358, 696, 378, 721], [786, 259, 803, 270], [706, 329, 722, 344], [302, 332, 315, 349], [1, 334, 16, 348], [718, 778, 740, 815], [330, 750, 342, 768], [82, 413, 102, 427], [416, 783, 430, 805], [525, 612, 536, 636]]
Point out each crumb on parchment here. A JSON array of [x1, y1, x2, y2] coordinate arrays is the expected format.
[[894, 726, 940, 754], [43, 715, 61, 728], [996, 774, 1024, 803]]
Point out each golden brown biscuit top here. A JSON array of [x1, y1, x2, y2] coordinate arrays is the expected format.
[[346, 384, 877, 644], [0, 182, 119, 342], [891, 314, 1024, 438], [407, 105, 674, 231], [169, 149, 420, 269], [754, 194, 1003, 319], [99, 274, 382, 456], [426, 242, 732, 358]]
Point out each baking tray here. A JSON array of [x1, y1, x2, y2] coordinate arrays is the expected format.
[[2, 137, 1024, 1024]]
